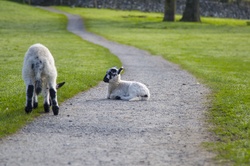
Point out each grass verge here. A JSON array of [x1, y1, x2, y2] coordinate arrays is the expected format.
[[0, 1, 121, 138], [55, 7, 250, 165]]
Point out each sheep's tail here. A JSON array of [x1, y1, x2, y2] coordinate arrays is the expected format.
[[35, 80, 42, 95], [33, 63, 43, 95]]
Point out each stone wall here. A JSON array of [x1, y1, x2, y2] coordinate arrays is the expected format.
[[29, 0, 250, 19]]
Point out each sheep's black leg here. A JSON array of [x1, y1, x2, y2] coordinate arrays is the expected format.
[[115, 96, 121, 100], [44, 102, 50, 113], [50, 88, 59, 115], [25, 85, 34, 113], [33, 101, 38, 108], [43, 87, 50, 113]]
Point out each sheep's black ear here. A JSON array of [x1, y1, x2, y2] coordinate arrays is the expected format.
[[56, 82, 65, 89], [118, 67, 123, 74]]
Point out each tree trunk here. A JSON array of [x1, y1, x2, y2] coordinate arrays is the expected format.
[[180, 0, 201, 22], [94, 0, 97, 8], [163, 0, 176, 22]]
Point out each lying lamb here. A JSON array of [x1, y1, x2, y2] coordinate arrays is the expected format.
[[22, 43, 65, 115], [103, 67, 150, 101]]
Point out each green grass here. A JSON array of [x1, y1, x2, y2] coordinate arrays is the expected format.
[[0, 1, 121, 137], [55, 7, 250, 165]]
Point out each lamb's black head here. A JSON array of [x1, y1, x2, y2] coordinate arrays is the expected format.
[[103, 67, 123, 83]]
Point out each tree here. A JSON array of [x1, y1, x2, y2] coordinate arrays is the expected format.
[[180, 0, 201, 22], [163, 0, 176, 21], [23, 0, 31, 5]]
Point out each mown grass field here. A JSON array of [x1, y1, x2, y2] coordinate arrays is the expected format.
[[56, 7, 250, 165], [0, 1, 121, 137]]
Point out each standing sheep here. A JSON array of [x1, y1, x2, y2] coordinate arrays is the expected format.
[[22, 43, 64, 115], [103, 67, 150, 101]]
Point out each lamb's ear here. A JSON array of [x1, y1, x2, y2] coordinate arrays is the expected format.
[[118, 67, 124, 74], [56, 82, 65, 89]]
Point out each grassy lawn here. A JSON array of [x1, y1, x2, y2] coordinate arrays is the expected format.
[[0, 1, 121, 137], [55, 7, 250, 165]]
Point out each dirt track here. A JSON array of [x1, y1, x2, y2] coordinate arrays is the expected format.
[[0, 7, 215, 166]]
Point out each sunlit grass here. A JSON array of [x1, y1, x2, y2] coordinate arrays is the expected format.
[[0, 1, 121, 137], [56, 7, 250, 164]]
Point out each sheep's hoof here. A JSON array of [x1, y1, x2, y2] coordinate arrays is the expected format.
[[25, 107, 32, 114], [115, 96, 121, 100], [33, 102, 38, 109], [44, 103, 50, 113], [52, 106, 59, 116]]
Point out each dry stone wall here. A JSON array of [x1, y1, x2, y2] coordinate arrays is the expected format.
[[29, 0, 250, 19]]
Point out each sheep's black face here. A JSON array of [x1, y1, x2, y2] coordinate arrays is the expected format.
[[103, 67, 123, 83]]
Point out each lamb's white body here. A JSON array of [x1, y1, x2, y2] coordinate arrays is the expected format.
[[104, 67, 150, 101], [22, 44, 57, 86], [22, 43, 61, 115]]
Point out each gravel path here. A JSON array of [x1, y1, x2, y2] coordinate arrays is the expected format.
[[0, 7, 215, 166]]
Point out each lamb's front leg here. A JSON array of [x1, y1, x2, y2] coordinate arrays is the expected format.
[[107, 86, 112, 99], [110, 93, 131, 101], [118, 95, 134, 101], [112, 92, 138, 101]]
